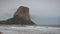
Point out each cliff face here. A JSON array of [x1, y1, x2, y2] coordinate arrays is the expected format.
[[0, 6, 36, 25], [14, 6, 30, 20]]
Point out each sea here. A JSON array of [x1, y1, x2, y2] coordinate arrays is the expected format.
[[0, 25, 60, 34]]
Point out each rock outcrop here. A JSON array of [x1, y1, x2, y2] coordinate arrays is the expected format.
[[0, 6, 36, 25]]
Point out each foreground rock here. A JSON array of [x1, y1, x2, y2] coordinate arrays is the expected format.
[[0, 6, 36, 25]]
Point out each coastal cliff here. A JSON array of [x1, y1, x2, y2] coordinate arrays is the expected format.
[[0, 6, 36, 25]]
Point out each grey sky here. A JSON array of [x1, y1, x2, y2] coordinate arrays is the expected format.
[[0, 0, 60, 25]]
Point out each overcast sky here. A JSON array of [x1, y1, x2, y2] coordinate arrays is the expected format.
[[0, 0, 60, 25]]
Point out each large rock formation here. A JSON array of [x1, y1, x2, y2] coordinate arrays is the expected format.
[[0, 6, 36, 25]]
